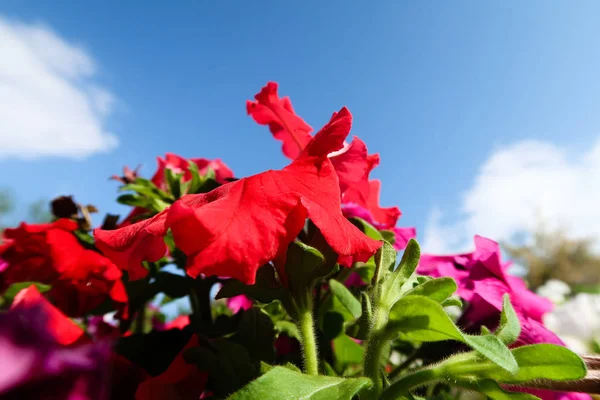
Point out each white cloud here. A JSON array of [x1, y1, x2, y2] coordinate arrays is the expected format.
[[423, 138, 600, 254], [0, 16, 118, 159]]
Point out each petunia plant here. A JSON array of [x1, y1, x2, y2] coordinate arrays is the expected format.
[[0, 82, 596, 400]]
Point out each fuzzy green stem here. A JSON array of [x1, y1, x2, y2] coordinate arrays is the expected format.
[[381, 368, 440, 400], [388, 350, 420, 381], [381, 357, 501, 399], [364, 305, 389, 397], [364, 332, 386, 392], [298, 304, 319, 375]]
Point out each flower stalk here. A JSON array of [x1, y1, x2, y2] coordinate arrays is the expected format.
[[297, 304, 319, 375]]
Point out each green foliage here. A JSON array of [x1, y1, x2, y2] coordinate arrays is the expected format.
[[233, 308, 276, 363], [378, 239, 420, 310], [185, 338, 261, 398], [226, 366, 372, 400], [0, 189, 13, 216], [386, 295, 518, 374], [478, 344, 587, 383], [2, 282, 51, 303], [186, 162, 220, 194], [332, 334, 364, 373], [403, 277, 457, 303], [495, 294, 521, 345], [453, 379, 540, 400], [117, 177, 171, 212], [284, 241, 329, 298], [183, 235, 587, 400], [164, 168, 183, 199], [346, 292, 373, 340], [504, 224, 600, 290], [349, 217, 384, 242], [329, 279, 362, 319], [217, 265, 286, 305]]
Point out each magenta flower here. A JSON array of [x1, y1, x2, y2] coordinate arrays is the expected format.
[[419, 236, 590, 399], [419, 235, 552, 324], [0, 305, 110, 399], [227, 294, 253, 314]]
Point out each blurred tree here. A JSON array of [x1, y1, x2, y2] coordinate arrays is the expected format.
[[0, 190, 52, 239], [0, 189, 14, 232], [27, 198, 52, 224], [504, 227, 600, 291]]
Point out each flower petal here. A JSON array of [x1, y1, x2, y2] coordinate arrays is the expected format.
[[11, 285, 84, 346], [95, 211, 169, 280], [247, 82, 313, 160]]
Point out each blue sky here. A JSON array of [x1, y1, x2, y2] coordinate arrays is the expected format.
[[2, 2, 600, 253]]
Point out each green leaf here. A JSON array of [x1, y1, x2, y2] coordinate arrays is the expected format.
[[404, 277, 457, 303], [284, 241, 328, 295], [454, 379, 540, 400], [187, 160, 203, 194], [184, 338, 260, 398], [154, 272, 190, 298], [349, 217, 384, 241], [120, 178, 170, 201], [321, 360, 338, 376], [379, 239, 420, 309], [216, 265, 285, 305], [329, 279, 361, 319], [322, 311, 345, 340], [333, 334, 364, 371], [395, 239, 420, 275], [346, 292, 373, 340], [282, 362, 302, 373], [380, 230, 396, 245], [354, 265, 374, 285], [462, 334, 519, 375], [495, 294, 521, 345], [118, 330, 193, 376], [386, 295, 518, 374], [73, 230, 95, 247], [187, 162, 220, 194], [275, 320, 300, 340], [3, 282, 51, 301], [164, 168, 183, 199], [483, 344, 587, 383], [386, 295, 464, 343], [116, 193, 149, 208], [441, 297, 463, 308], [375, 240, 397, 274], [233, 307, 276, 363], [226, 366, 372, 400]]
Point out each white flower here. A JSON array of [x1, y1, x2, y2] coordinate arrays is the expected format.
[[537, 279, 571, 304], [544, 292, 600, 353]]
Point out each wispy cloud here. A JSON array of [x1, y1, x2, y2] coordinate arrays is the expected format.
[[423, 138, 600, 253], [0, 16, 118, 159]]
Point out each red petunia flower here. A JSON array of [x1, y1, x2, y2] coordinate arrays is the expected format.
[[151, 153, 234, 190], [248, 82, 411, 235], [45, 229, 128, 318], [118, 154, 235, 228], [2, 286, 110, 400], [342, 179, 401, 230], [95, 108, 381, 284], [0, 219, 78, 287], [0, 220, 127, 318]]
